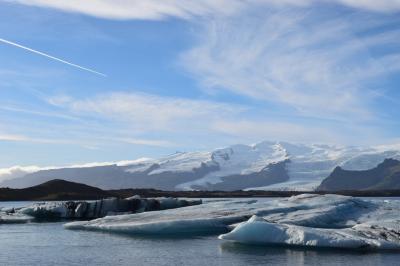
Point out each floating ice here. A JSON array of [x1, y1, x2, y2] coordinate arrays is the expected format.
[[0, 212, 33, 224], [219, 215, 400, 250], [64, 199, 258, 235], [1, 196, 201, 222], [219, 195, 400, 250]]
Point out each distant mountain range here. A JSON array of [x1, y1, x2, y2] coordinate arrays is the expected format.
[[3, 179, 400, 201], [1, 141, 400, 191]]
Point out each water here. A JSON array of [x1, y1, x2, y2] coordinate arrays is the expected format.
[[1, 200, 400, 266]]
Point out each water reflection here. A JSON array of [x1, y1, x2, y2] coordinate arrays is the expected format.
[[218, 241, 395, 266]]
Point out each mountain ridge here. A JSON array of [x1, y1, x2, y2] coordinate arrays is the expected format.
[[317, 158, 400, 191], [1, 141, 400, 191]]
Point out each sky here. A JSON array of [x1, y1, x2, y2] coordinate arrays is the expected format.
[[0, 0, 400, 167]]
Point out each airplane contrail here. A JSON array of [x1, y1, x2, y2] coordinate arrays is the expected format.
[[0, 38, 107, 77]]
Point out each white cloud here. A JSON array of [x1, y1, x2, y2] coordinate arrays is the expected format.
[[0, 158, 153, 183], [0, 165, 44, 183], [0, 128, 175, 148], [0, 132, 72, 144], [336, 0, 400, 12], [6, 0, 400, 22], [0, 133, 28, 142], [116, 138, 175, 148], [47, 92, 244, 133], [43, 91, 387, 147], [181, 8, 400, 121], [8, 0, 245, 20], [211, 119, 371, 144]]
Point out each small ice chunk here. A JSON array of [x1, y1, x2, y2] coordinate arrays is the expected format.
[[0, 213, 33, 224]]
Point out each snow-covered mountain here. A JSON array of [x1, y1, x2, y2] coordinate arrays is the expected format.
[[1, 141, 400, 191]]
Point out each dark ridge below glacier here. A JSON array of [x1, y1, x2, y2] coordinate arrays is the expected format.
[[317, 159, 400, 191]]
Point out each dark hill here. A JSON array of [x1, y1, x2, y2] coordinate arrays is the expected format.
[[317, 158, 400, 191], [0, 179, 112, 201]]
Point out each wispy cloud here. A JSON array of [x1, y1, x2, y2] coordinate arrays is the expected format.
[[43, 91, 387, 146], [9, 0, 245, 20], [0, 133, 28, 142], [116, 138, 175, 148], [7, 0, 400, 22], [0, 132, 75, 145], [181, 8, 400, 121], [47, 92, 244, 133], [211, 119, 381, 145], [0, 37, 106, 76]]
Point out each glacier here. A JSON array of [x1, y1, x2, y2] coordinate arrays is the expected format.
[[63, 194, 400, 250]]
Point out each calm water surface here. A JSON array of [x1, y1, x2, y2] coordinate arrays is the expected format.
[[1, 199, 400, 266]]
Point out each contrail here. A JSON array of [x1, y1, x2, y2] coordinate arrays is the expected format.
[[0, 38, 106, 77]]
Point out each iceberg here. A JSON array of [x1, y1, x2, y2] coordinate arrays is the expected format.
[[219, 215, 400, 250], [1, 196, 201, 222], [219, 195, 400, 250], [64, 199, 258, 235]]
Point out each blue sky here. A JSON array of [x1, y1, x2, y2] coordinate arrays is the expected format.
[[0, 0, 400, 167]]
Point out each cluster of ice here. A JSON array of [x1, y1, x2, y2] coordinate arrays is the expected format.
[[65, 194, 400, 250], [0, 196, 201, 223]]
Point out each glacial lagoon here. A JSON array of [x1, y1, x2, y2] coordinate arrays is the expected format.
[[1, 197, 400, 266]]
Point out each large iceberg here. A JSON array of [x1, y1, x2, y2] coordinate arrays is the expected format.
[[64, 199, 256, 234], [0, 196, 202, 223], [219, 195, 400, 250], [64, 194, 400, 250]]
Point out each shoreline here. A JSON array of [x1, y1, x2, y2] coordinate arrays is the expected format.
[[2, 179, 400, 202], [2, 188, 400, 202]]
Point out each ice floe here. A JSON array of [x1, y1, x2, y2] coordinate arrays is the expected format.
[[0, 212, 33, 224], [64, 199, 256, 234], [219, 215, 400, 249], [0, 196, 201, 223]]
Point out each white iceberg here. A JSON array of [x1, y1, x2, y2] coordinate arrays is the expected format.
[[219, 215, 400, 250], [64, 199, 259, 234], [219, 195, 400, 250]]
